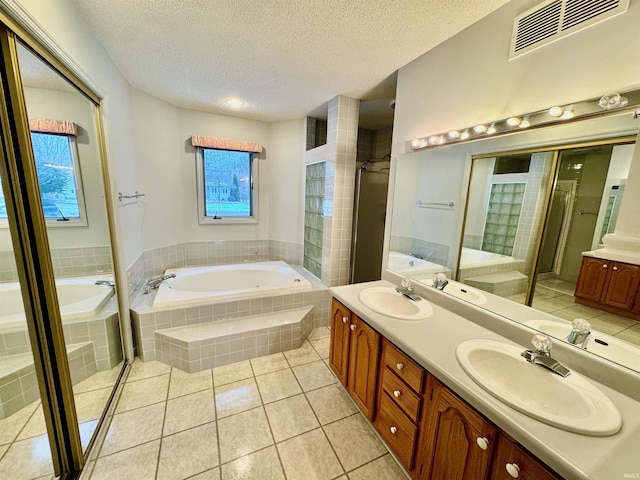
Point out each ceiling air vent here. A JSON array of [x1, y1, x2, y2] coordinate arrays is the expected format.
[[509, 0, 629, 59]]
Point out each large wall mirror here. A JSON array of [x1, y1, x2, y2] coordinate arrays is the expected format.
[[388, 108, 640, 375]]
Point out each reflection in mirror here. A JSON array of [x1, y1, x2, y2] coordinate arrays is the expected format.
[[388, 111, 640, 374], [2, 41, 124, 456]]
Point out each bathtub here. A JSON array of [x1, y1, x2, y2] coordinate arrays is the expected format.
[[0, 276, 115, 329], [152, 261, 313, 309], [387, 251, 446, 276], [459, 247, 516, 269]]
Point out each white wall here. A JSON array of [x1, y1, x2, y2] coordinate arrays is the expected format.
[[393, 0, 640, 156]]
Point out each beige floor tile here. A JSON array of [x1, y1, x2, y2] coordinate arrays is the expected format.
[[283, 340, 321, 366], [306, 384, 358, 425], [164, 389, 216, 435], [157, 422, 219, 480], [250, 353, 289, 376], [277, 428, 343, 480], [0, 435, 53, 480], [189, 468, 221, 479], [127, 358, 171, 382], [168, 368, 213, 399], [212, 360, 254, 387], [616, 323, 640, 346], [116, 374, 169, 413], [79, 419, 99, 450], [0, 443, 8, 457], [215, 378, 262, 418], [75, 386, 114, 422], [324, 414, 386, 471], [553, 304, 603, 321], [307, 327, 331, 341], [217, 407, 273, 464], [264, 394, 319, 442], [100, 403, 165, 456], [590, 313, 637, 335], [220, 445, 285, 480], [292, 360, 337, 392], [0, 401, 39, 445], [348, 454, 410, 479], [311, 337, 330, 359], [17, 406, 46, 440], [74, 363, 123, 394], [91, 439, 160, 480], [255, 368, 302, 404]]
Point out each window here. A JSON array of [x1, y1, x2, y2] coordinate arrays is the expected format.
[[196, 147, 256, 223], [0, 132, 86, 225]]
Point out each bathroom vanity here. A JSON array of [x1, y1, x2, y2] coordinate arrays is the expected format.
[[329, 280, 640, 480]]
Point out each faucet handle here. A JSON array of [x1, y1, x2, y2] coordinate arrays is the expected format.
[[531, 334, 552, 355], [401, 278, 414, 291], [571, 318, 591, 334]]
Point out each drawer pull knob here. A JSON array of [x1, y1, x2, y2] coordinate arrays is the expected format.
[[505, 463, 520, 478], [350, 324, 356, 331], [613, 266, 618, 271], [393, 390, 401, 398], [476, 437, 489, 450], [603, 264, 608, 268], [396, 363, 404, 370], [342, 316, 349, 323], [390, 426, 398, 434]]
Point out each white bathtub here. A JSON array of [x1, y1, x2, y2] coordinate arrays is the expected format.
[[387, 251, 446, 276], [459, 247, 516, 269], [0, 276, 115, 329], [152, 261, 313, 309]]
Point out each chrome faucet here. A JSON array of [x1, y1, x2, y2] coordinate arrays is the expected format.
[[521, 334, 570, 377], [395, 279, 422, 302], [566, 318, 591, 349], [95, 280, 115, 288], [143, 273, 176, 294], [431, 272, 449, 291]]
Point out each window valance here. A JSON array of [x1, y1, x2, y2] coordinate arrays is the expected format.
[[191, 135, 263, 153], [29, 118, 78, 136]]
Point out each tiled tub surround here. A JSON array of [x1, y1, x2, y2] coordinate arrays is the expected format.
[[155, 306, 313, 373], [131, 266, 331, 364], [125, 239, 305, 299], [389, 236, 450, 269]]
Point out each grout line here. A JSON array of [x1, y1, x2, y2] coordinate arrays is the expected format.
[[153, 366, 172, 479], [211, 367, 222, 473]]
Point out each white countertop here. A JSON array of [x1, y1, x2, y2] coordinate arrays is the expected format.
[[330, 280, 640, 480], [582, 248, 640, 265]]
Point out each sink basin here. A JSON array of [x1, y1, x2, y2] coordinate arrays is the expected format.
[[525, 319, 640, 372], [456, 339, 622, 436], [358, 287, 433, 320], [443, 282, 487, 305]]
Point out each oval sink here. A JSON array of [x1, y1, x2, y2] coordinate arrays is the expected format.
[[358, 287, 433, 320], [456, 339, 622, 436], [443, 282, 487, 305], [525, 319, 640, 372]]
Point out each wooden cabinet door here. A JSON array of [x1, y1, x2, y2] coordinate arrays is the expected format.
[[575, 257, 609, 301], [329, 298, 352, 386], [347, 315, 380, 420], [489, 433, 560, 480], [603, 262, 640, 310], [419, 378, 496, 480]]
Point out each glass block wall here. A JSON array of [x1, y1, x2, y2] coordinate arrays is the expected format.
[[481, 182, 526, 256], [304, 161, 326, 278]]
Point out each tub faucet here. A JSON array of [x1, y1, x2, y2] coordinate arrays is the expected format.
[[521, 334, 570, 377], [143, 273, 176, 294], [565, 319, 591, 349], [95, 280, 115, 288], [395, 279, 422, 302], [431, 272, 449, 291]]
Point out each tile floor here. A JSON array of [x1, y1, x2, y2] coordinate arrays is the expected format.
[[78, 327, 410, 480]]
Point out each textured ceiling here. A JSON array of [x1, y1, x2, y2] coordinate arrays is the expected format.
[[70, 0, 511, 128]]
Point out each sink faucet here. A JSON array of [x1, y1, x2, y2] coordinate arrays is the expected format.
[[566, 319, 591, 349], [431, 272, 449, 291], [395, 279, 422, 302], [521, 334, 570, 377], [143, 273, 176, 294]]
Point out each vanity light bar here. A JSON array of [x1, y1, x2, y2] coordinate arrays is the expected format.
[[410, 89, 640, 150]]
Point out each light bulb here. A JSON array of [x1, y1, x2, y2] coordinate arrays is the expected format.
[[486, 126, 497, 134], [519, 120, 530, 128], [473, 124, 488, 133], [428, 135, 440, 145], [460, 130, 470, 140], [549, 106, 564, 117], [560, 111, 574, 120], [506, 117, 521, 127], [410, 139, 422, 149], [448, 130, 461, 139]]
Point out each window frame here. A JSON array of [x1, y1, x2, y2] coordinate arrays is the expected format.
[[196, 147, 258, 225], [0, 132, 87, 228]]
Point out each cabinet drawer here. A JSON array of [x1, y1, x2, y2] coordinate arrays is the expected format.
[[381, 339, 424, 393], [376, 391, 417, 470], [380, 368, 421, 423], [490, 433, 561, 480]]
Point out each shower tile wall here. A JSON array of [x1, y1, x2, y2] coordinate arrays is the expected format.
[[481, 182, 526, 256], [357, 128, 375, 164], [304, 161, 325, 279], [389, 235, 450, 267]]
